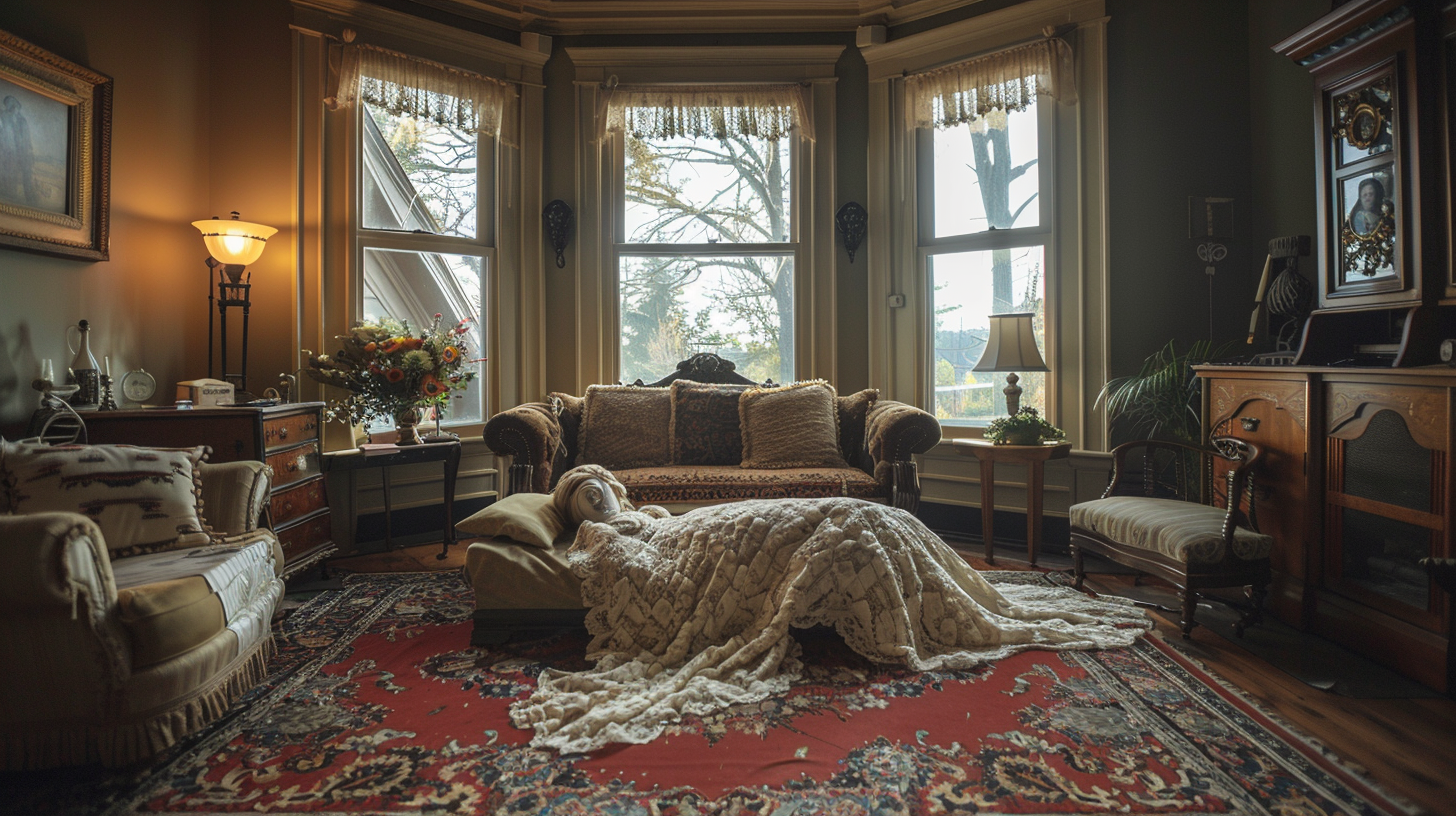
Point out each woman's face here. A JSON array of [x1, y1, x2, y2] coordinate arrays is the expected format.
[[1360, 184, 1378, 210], [571, 478, 620, 523]]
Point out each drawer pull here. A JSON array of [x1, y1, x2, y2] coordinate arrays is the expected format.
[[1239, 416, 1260, 432], [278, 427, 289, 440]]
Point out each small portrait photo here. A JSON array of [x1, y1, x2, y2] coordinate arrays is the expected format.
[[1347, 176, 1387, 237], [1339, 167, 1397, 281]]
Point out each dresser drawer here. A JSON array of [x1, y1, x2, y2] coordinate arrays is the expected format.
[[276, 510, 333, 563], [263, 411, 321, 453], [270, 476, 328, 528], [266, 443, 321, 489]]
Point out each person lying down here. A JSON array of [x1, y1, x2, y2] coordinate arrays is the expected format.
[[509, 464, 1150, 754]]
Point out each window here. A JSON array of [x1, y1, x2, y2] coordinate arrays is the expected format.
[[348, 51, 510, 429], [922, 103, 1052, 426], [617, 130, 795, 385], [608, 85, 806, 386]]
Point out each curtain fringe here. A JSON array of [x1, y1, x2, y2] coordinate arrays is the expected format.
[[597, 83, 814, 143], [904, 35, 1077, 131]]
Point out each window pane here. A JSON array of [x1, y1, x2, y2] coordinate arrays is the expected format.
[[624, 134, 791, 244], [361, 102, 478, 239], [933, 104, 1040, 238], [363, 248, 484, 425], [930, 246, 1046, 426], [619, 254, 793, 385]]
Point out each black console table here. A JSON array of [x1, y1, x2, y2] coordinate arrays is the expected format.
[[322, 440, 460, 560]]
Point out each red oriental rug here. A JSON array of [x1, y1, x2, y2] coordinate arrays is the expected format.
[[12, 572, 1415, 815]]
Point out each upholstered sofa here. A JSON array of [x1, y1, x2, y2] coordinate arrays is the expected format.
[[482, 356, 942, 513], [0, 441, 284, 769]]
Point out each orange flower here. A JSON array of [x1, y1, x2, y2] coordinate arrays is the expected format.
[[364, 342, 377, 352], [386, 367, 405, 382], [406, 338, 424, 350], [421, 374, 447, 398], [380, 338, 403, 354], [441, 346, 460, 364]]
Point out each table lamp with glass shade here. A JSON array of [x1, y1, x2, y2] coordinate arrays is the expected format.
[[192, 212, 277, 397], [972, 312, 1047, 417]]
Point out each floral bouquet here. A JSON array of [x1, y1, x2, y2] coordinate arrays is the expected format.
[[302, 315, 480, 436]]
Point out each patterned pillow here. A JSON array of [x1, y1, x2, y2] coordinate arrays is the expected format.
[[1, 441, 213, 554], [670, 380, 751, 465], [577, 385, 672, 469], [739, 380, 847, 469]]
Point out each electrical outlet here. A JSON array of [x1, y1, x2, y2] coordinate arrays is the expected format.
[[887, 294, 906, 308]]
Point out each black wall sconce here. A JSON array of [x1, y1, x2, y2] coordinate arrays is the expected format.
[[544, 199, 573, 269], [836, 201, 867, 263]]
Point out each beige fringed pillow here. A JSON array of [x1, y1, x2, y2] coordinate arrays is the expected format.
[[1, 441, 213, 554], [577, 384, 672, 469], [739, 380, 847, 469]]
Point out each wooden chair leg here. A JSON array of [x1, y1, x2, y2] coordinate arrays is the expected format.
[[1071, 541, 1086, 590], [1179, 589, 1200, 639], [1235, 575, 1269, 637]]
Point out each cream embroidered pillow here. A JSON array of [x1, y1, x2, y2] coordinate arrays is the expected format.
[[739, 380, 847, 469], [577, 385, 672, 469], [456, 493, 567, 549], [1, 441, 213, 554]]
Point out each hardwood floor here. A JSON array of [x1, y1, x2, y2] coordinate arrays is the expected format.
[[321, 540, 1456, 816]]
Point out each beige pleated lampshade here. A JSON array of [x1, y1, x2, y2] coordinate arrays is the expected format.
[[973, 312, 1048, 372]]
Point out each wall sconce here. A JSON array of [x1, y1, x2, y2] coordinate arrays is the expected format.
[[835, 201, 867, 263], [1189, 196, 1233, 342], [972, 312, 1048, 416], [192, 212, 276, 395], [543, 199, 573, 269]]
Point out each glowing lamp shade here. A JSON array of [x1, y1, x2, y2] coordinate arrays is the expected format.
[[192, 215, 277, 266], [973, 312, 1047, 418]]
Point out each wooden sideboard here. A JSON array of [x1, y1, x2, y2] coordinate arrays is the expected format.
[[85, 402, 335, 579], [1198, 364, 1452, 691]]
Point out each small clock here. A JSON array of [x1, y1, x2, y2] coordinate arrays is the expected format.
[[120, 368, 157, 406]]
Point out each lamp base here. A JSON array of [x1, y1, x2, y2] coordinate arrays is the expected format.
[[1003, 372, 1022, 416]]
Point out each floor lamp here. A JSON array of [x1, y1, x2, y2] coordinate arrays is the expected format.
[[972, 312, 1048, 416], [192, 212, 277, 397]]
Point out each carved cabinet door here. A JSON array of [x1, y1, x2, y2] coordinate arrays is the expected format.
[[1207, 375, 1314, 629]]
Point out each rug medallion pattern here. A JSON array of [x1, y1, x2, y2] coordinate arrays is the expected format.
[[13, 572, 1412, 815]]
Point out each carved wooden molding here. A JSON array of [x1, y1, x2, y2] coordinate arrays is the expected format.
[[1326, 384, 1447, 450], [1210, 381, 1307, 432]]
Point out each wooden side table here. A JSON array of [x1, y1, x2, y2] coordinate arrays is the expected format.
[[322, 440, 461, 560], [951, 438, 1072, 567]]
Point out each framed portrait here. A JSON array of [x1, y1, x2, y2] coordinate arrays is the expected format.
[[1333, 75, 1394, 169], [0, 29, 111, 261], [1338, 165, 1397, 285]]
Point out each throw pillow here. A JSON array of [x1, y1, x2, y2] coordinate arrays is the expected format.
[[837, 388, 880, 464], [739, 380, 847, 469], [577, 385, 672, 469], [1, 441, 213, 554], [456, 492, 567, 548], [670, 380, 751, 465]]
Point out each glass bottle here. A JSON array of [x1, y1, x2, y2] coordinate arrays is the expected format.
[[69, 319, 101, 408]]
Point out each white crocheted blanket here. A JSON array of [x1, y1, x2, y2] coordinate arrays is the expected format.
[[509, 498, 1149, 753]]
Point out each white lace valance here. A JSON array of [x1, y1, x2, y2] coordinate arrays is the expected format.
[[597, 83, 814, 143], [331, 44, 518, 148], [904, 35, 1076, 131]]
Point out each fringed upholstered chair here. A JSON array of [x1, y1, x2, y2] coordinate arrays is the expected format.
[[1069, 436, 1273, 638]]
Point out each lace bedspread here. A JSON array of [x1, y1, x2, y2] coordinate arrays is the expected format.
[[509, 498, 1149, 753]]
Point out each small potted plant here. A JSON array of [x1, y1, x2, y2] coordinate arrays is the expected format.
[[985, 407, 1066, 446]]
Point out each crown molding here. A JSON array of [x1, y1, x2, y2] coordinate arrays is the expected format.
[[393, 0, 990, 36]]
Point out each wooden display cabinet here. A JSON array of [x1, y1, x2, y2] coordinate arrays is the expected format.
[[85, 402, 335, 579]]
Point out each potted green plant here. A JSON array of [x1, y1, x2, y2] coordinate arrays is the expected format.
[[985, 407, 1066, 446], [1097, 339, 1237, 444]]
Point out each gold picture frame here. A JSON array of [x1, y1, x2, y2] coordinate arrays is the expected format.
[[0, 29, 111, 261]]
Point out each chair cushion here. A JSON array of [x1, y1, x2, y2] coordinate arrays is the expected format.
[[1, 441, 212, 554], [115, 576, 226, 668], [670, 380, 751, 466], [614, 465, 881, 505], [739, 380, 846, 469], [1070, 496, 1274, 564], [577, 385, 671, 469]]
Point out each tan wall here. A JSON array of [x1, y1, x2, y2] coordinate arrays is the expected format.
[[0, 0, 294, 428]]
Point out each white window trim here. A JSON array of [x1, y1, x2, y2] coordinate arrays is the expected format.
[[861, 0, 1110, 451], [293, 0, 549, 448], [565, 45, 844, 390]]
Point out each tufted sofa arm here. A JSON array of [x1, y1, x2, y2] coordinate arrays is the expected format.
[[483, 402, 564, 494], [865, 399, 943, 512]]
